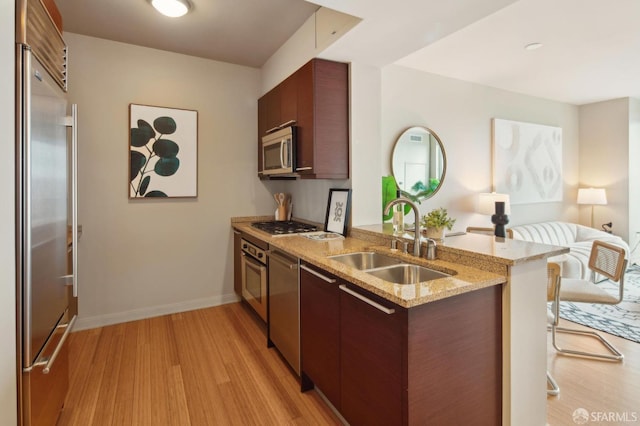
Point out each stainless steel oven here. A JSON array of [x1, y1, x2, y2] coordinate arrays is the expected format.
[[240, 238, 267, 321]]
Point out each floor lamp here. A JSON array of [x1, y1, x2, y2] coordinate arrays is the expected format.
[[577, 188, 607, 228]]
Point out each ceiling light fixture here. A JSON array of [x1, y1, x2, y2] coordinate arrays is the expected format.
[[150, 0, 191, 18], [524, 42, 543, 51]]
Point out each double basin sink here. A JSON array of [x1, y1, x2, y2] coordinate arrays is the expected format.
[[328, 251, 450, 285]]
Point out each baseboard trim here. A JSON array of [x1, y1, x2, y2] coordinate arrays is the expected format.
[[73, 294, 241, 331]]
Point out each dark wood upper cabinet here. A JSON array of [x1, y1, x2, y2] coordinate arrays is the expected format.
[[257, 58, 349, 179], [296, 59, 349, 179], [280, 73, 298, 126]]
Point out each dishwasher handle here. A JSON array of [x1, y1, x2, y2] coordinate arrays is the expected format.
[[268, 250, 298, 269]]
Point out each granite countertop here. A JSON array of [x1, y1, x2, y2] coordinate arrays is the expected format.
[[232, 218, 567, 308], [231, 220, 490, 308], [355, 224, 570, 266]]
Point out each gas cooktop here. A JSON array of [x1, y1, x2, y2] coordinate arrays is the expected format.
[[251, 220, 318, 236]]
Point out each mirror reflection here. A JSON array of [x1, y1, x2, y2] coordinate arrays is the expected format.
[[391, 126, 446, 200]]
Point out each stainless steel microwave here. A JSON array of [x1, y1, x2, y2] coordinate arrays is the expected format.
[[262, 126, 296, 175]]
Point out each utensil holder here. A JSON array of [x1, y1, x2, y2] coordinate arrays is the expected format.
[[276, 205, 288, 221]]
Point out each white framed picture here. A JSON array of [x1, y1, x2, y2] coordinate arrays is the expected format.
[[129, 103, 198, 198], [492, 118, 562, 205]]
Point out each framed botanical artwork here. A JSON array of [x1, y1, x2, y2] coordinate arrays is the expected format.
[[324, 188, 352, 236], [492, 118, 562, 205], [129, 103, 198, 198]]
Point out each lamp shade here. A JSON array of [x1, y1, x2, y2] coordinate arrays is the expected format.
[[577, 188, 607, 205], [478, 192, 511, 215], [151, 0, 191, 17]]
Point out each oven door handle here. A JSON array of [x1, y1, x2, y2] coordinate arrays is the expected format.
[[241, 252, 267, 271]]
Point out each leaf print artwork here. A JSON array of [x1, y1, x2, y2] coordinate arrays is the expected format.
[[129, 116, 179, 197], [128, 104, 198, 199]]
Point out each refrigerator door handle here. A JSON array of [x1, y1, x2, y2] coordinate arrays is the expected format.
[[24, 315, 76, 374], [65, 104, 78, 297]]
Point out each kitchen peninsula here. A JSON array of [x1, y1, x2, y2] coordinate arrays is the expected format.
[[232, 218, 568, 426]]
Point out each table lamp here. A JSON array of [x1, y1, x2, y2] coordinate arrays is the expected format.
[[577, 188, 607, 228]]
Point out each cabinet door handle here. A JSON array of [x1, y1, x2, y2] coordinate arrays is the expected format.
[[300, 264, 336, 283], [339, 285, 395, 315]]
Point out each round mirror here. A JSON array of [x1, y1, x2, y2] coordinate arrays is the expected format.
[[391, 126, 447, 200]]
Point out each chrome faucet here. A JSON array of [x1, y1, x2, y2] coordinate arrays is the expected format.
[[384, 197, 422, 257]]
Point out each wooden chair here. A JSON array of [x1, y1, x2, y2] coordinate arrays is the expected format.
[[546, 262, 561, 396], [548, 240, 626, 361]]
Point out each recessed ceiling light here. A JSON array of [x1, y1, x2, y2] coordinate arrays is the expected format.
[[524, 42, 543, 51], [150, 0, 191, 18]]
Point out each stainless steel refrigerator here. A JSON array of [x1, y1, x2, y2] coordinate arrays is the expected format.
[[16, 0, 78, 424]]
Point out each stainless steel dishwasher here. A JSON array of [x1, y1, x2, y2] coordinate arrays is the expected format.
[[267, 248, 300, 375]]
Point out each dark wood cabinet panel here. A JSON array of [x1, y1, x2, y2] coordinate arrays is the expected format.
[[406, 285, 502, 425], [257, 89, 281, 175], [257, 96, 268, 174], [257, 58, 349, 179], [280, 74, 298, 126], [299, 263, 502, 425], [296, 59, 349, 179], [295, 61, 314, 173], [299, 265, 341, 409], [340, 285, 405, 426], [233, 230, 242, 295], [263, 87, 281, 133]]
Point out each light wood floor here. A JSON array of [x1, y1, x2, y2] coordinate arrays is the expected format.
[[58, 302, 341, 425], [546, 318, 640, 425], [59, 302, 639, 425]]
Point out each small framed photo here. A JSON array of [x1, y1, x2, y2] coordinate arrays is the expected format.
[[324, 188, 352, 237]]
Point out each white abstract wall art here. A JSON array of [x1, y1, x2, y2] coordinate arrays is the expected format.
[[492, 118, 563, 205]]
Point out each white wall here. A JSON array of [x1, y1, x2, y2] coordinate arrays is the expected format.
[[579, 99, 630, 241], [381, 65, 580, 231], [260, 13, 316, 95], [349, 62, 382, 226], [0, 0, 17, 423], [65, 34, 273, 329]]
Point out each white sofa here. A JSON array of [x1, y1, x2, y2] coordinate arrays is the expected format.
[[509, 221, 629, 280]]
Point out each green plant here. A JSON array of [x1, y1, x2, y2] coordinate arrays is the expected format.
[[130, 116, 181, 198], [421, 207, 456, 230]]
